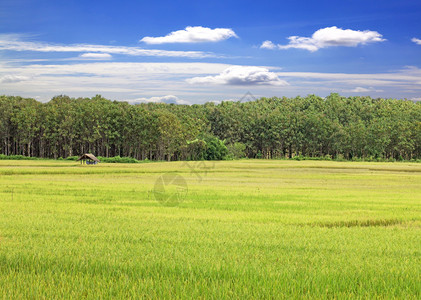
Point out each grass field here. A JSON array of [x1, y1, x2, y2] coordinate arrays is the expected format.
[[0, 159, 420, 299]]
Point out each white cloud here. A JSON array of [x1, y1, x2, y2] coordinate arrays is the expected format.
[[275, 66, 421, 87], [187, 66, 288, 86], [140, 26, 238, 44], [351, 87, 371, 93], [260, 40, 276, 49], [128, 95, 190, 105], [1, 61, 420, 102], [79, 53, 112, 59], [345, 87, 384, 93], [0, 74, 29, 83], [0, 61, 232, 101], [262, 26, 385, 52], [0, 34, 215, 58], [412, 37, 421, 45]]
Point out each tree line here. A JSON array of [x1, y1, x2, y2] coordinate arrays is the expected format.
[[0, 94, 420, 161]]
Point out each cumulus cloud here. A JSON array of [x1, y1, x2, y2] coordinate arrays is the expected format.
[[261, 26, 385, 52], [0, 34, 215, 58], [128, 95, 190, 105], [0, 74, 29, 83], [79, 53, 112, 59], [260, 40, 276, 49], [186, 66, 288, 86], [412, 37, 421, 45], [140, 26, 238, 44]]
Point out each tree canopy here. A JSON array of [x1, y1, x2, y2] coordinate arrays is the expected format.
[[1, 94, 420, 161]]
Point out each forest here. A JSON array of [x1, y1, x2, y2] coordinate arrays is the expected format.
[[0, 94, 420, 161]]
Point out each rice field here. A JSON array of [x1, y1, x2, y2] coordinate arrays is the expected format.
[[0, 159, 420, 299]]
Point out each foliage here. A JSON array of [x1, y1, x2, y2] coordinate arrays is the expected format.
[[97, 155, 140, 163], [226, 142, 247, 159], [0, 154, 40, 160], [65, 156, 79, 161], [1, 94, 420, 161], [203, 135, 228, 160]]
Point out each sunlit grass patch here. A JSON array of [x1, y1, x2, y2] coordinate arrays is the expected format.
[[0, 160, 420, 298]]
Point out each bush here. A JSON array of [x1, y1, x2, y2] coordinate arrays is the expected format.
[[65, 156, 79, 161], [0, 154, 40, 160], [97, 156, 140, 163], [204, 136, 228, 160]]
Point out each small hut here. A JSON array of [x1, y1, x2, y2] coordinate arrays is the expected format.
[[77, 153, 100, 165]]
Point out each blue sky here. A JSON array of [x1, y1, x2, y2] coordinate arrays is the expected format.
[[1, 0, 420, 104]]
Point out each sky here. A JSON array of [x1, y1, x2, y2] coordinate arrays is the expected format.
[[1, 0, 420, 104]]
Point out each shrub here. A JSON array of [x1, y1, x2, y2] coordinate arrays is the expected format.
[[65, 156, 79, 161], [204, 136, 228, 160], [0, 154, 39, 160], [97, 156, 140, 163]]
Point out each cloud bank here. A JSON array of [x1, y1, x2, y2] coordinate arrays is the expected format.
[[140, 26, 238, 44], [261, 26, 385, 52], [0, 74, 30, 83], [0, 34, 214, 58], [187, 66, 288, 86], [1, 61, 420, 103]]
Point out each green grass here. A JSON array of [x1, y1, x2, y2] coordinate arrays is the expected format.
[[0, 160, 420, 299]]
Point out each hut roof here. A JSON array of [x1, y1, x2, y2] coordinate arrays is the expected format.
[[77, 153, 100, 162]]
